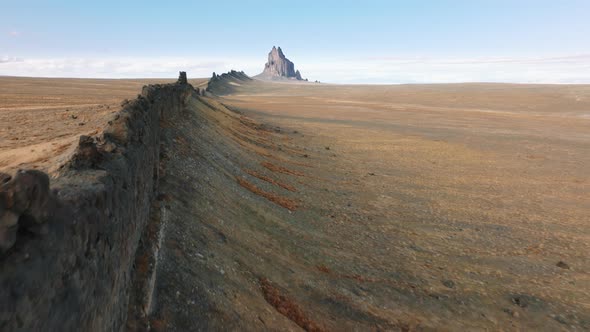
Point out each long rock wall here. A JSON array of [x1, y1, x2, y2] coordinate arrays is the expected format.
[[0, 78, 194, 331]]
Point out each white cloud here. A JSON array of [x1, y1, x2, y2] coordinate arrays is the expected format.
[[0, 56, 262, 79], [0, 54, 589, 84], [8, 31, 20, 37], [0, 56, 23, 64], [297, 54, 590, 84]]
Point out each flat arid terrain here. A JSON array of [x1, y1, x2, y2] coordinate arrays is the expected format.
[[1, 76, 589, 330], [0, 76, 207, 173]]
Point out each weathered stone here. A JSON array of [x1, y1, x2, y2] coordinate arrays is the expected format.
[[258, 46, 305, 80], [0, 191, 11, 253], [70, 135, 102, 168], [12, 169, 51, 221], [177, 71, 188, 85], [556, 261, 570, 269], [0, 77, 195, 331], [104, 113, 130, 144], [101, 141, 117, 153], [0, 173, 11, 184], [206, 71, 252, 95], [442, 279, 455, 289], [0, 221, 17, 252], [0, 169, 51, 252]]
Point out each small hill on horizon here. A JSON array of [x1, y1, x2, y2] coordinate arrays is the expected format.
[[206, 70, 252, 95]]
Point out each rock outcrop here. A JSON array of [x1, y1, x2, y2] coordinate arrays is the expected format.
[[177, 71, 188, 85], [256, 46, 305, 81], [207, 70, 252, 95], [0, 170, 53, 252], [0, 77, 196, 331]]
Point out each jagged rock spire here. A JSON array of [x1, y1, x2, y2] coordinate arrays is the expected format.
[[260, 46, 304, 80]]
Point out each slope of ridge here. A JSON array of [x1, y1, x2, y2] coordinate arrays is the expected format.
[[206, 70, 252, 95], [147, 75, 590, 331], [147, 75, 409, 331]]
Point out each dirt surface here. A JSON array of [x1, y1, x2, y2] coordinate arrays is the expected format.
[[0, 76, 207, 174], [151, 80, 590, 331], [1, 77, 589, 330]]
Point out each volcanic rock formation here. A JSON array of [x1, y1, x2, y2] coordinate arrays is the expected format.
[[256, 46, 305, 81]]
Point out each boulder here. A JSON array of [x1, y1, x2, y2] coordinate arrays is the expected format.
[[177, 71, 188, 85], [0, 169, 52, 251]]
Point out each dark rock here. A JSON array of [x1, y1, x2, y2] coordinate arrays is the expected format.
[[206, 70, 252, 95], [509, 294, 546, 310], [502, 308, 519, 317], [0, 173, 11, 183], [512, 295, 528, 308], [0, 78, 196, 331], [177, 71, 188, 85], [104, 113, 130, 144], [553, 314, 568, 325], [258, 46, 304, 80], [0, 169, 52, 251], [70, 135, 101, 168], [442, 279, 455, 289], [556, 261, 570, 269], [0, 223, 17, 252]]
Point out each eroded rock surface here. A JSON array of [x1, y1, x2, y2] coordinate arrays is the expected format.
[[257, 46, 305, 80], [0, 170, 53, 251], [0, 78, 195, 331]]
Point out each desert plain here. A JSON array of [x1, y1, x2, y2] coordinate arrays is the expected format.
[[1, 76, 589, 330]]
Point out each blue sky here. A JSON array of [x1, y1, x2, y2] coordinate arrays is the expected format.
[[1, 0, 589, 83]]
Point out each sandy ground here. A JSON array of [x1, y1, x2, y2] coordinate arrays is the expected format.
[[1, 77, 589, 330], [150, 80, 589, 331], [0, 76, 207, 174]]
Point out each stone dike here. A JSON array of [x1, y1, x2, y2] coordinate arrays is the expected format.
[[0, 73, 195, 331]]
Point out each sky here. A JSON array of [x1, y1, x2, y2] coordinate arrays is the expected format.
[[1, 0, 589, 83]]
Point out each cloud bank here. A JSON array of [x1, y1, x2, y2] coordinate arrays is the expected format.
[[0, 56, 256, 79], [0, 56, 23, 64], [298, 54, 590, 84], [1, 54, 589, 84]]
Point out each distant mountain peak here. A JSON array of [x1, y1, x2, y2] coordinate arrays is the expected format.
[[257, 46, 305, 81]]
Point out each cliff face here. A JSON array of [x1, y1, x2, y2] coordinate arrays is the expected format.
[[257, 46, 304, 80], [0, 75, 195, 331]]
